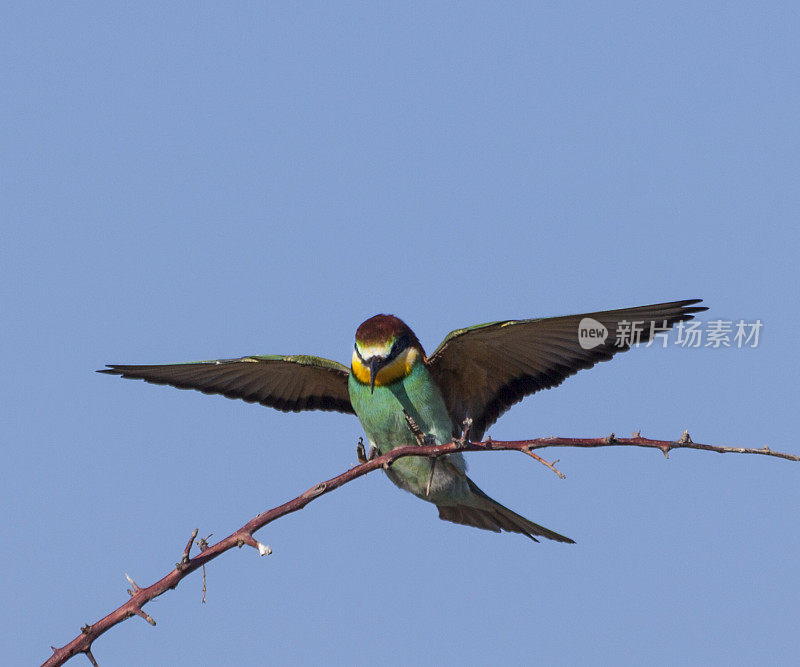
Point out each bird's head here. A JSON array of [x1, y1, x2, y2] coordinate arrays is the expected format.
[[352, 314, 424, 393]]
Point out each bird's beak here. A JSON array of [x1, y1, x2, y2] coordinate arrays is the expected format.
[[369, 357, 381, 394]]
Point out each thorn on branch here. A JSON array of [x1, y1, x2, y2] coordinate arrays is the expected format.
[[85, 648, 99, 667], [124, 574, 141, 594], [81, 624, 91, 635], [196, 534, 212, 552], [679, 430, 693, 444], [633, 430, 641, 437], [132, 607, 156, 626], [176, 528, 199, 571], [605, 433, 616, 444]]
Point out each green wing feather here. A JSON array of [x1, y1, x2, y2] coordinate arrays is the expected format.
[[99, 354, 354, 414], [426, 299, 706, 440]]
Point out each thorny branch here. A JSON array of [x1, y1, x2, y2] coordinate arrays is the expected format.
[[44, 431, 798, 666]]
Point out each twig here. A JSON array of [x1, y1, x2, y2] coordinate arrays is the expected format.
[[43, 432, 798, 666], [523, 448, 566, 479]]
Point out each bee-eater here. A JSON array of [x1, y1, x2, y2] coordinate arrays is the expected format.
[[101, 299, 705, 543]]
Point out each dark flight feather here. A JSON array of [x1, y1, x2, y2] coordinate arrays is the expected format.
[[426, 299, 706, 440], [99, 354, 354, 414]]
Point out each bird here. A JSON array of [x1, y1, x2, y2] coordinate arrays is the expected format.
[[100, 298, 706, 543]]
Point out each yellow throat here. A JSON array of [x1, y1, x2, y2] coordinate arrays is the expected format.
[[351, 346, 420, 387]]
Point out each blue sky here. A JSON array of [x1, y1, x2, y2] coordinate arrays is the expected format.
[[4, 3, 799, 665]]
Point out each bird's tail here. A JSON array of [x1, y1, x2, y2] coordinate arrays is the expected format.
[[436, 478, 574, 544]]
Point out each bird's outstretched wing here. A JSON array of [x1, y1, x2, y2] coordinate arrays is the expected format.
[[426, 299, 706, 439], [99, 355, 354, 414]]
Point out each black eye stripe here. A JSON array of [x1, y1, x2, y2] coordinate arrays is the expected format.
[[385, 343, 401, 363], [354, 335, 409, 365], [385, 335, 410, 362]]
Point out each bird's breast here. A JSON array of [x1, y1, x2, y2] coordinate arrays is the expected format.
[[348, 364, 467, 501], [348, 362, 453, 449]]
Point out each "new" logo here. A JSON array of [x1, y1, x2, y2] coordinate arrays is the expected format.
[[577, 318, 608, 350]]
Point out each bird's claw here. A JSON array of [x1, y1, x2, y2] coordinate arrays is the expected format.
[[357, 437, 380, 463], [356, 437, 367, 463]]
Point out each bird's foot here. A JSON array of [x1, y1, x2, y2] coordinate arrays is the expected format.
[[356, 437, 367, 463], [454, 417, 473, 449], [356, 439, 380, 463], [403, 410, 427, 447]]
